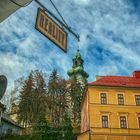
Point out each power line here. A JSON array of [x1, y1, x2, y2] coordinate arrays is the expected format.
[[49, 0, 69, 28]]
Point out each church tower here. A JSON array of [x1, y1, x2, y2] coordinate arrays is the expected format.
[[67, 49, 89, 85]]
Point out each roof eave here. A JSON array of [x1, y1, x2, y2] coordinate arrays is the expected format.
[[88, 84, 140, 89]]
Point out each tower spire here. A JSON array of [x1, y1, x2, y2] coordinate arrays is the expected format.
[[67, 50, 88, 85]]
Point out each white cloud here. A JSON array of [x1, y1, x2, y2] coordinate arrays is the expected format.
[[72, 0, 91, 5]]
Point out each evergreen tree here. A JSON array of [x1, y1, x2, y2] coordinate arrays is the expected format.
[[32, 113, 50, 140], [68, 79, 86, 132], [61, 115, 74, 140], [47, 69, 68, 125], [18, 70, 47, 127], [11, 69, 83, 139], [18, 72, 34, 127]]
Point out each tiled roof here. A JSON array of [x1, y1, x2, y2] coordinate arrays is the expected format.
[[1, 113, 24, 128], [88, 76, 140, 88]]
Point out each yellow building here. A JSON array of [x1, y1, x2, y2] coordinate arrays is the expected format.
[[77, 71, 140, 140]]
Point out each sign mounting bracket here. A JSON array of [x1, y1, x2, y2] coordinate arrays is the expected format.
[[34, 0, 80, 42]]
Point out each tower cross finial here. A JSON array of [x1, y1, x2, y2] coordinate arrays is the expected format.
[[78, 40, 80, 51]]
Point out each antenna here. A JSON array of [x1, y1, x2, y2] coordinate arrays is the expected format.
[[0, 75, 7, 100]]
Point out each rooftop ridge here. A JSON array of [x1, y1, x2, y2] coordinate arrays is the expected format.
[[88, 73, 140, 88]]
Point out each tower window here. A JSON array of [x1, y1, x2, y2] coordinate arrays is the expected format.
[[118, 94, 124, 105], [135, 95, 140, 106], [120, 116, 127, 128], [101, 93, 107, 104], [102, 116, 108, 128]]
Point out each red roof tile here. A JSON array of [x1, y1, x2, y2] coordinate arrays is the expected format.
[[88, 76, 140, 88]]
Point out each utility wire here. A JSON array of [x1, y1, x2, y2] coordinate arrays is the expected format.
[[9, 0, 33, 7], [49, 0, 80, 42], [49, 0, 69, 28]]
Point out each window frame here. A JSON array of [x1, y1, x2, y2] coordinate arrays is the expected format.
[[120, 116, 127, 129], [135, 95, 140, 106], [102, 115, 108, 128], [138, 117, 140, 128], [100, 93, 107, 104], [118, 94, 124, 105]]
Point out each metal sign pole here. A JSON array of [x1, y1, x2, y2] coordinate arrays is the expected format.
[[34, 0, 80, 41]]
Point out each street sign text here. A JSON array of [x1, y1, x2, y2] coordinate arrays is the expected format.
[[36, 8, 67, 52]]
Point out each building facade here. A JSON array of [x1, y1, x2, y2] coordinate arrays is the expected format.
[[0, 102, 23, 137], [77, 71, 140, 140]]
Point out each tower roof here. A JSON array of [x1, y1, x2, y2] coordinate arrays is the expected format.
[[73, 49, 82, 59]]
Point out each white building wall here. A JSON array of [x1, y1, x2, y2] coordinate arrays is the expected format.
[[0, 0, 32, 23]]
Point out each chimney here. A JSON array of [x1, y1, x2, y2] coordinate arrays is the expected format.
[[96, 75, 103, 81], [133, 71, 140, 78]]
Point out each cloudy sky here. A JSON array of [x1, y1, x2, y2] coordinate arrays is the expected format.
[[0, 0, 140, 97]]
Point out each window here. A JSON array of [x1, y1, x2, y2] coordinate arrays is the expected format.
[[138, 117, 140, 128], [135, 95, 140, 106], [120, 116, 127, 128], [118, 94, 124, 105], [102, 116, 108, 128], [101, 93, 107, 104]]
